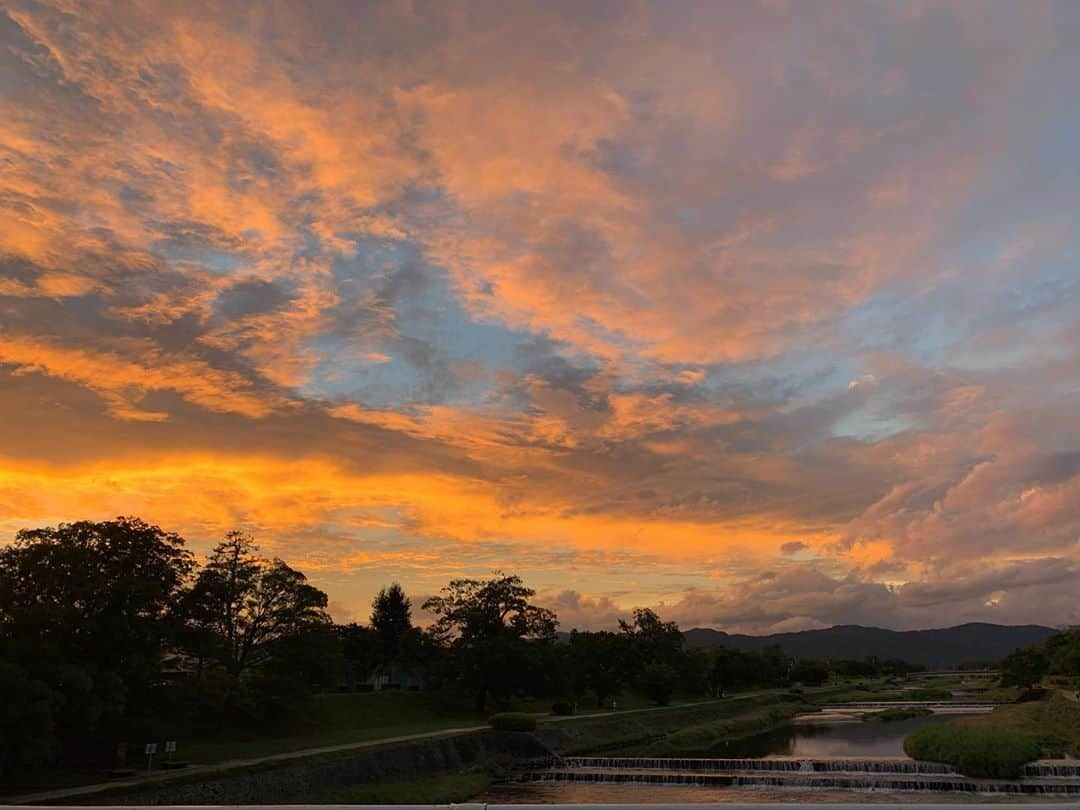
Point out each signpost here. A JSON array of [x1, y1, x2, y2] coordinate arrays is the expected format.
[[144, 742, 157, 771]]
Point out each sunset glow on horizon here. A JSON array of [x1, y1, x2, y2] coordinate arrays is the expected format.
[[1, 1, 1078, 632]]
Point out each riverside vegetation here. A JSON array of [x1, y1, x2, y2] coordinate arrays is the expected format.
[[902, 630, 1080, 777], [0, 516, 918, 792], [2, 516, 1078, 798]]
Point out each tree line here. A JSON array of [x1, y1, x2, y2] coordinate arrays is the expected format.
[[0, 517, 946, 782], [999, 629, 1080, 691]]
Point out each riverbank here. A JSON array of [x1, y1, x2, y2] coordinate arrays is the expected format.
[[7, 697, 752, 805], [954, 693, 1080, 758], [535, 693, 814, 756], [7, 681, 1032, 805], [16, 730, 548, 806], [902, 693, 1080, 778]]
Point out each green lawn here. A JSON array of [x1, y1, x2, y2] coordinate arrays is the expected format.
[[184, 689, 725, 764], [904, 692, 1080, 778], [956, 692, 1080, 757], [183, 691, 480, 764]]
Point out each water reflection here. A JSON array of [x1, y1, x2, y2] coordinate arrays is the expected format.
[[716, 714, 966, 758]]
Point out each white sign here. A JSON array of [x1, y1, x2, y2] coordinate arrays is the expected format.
[[144, 743, 158, 755], [165, 741, 177, 753]]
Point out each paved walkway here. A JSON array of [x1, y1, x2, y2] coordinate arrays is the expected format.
[[5, 700, 724, 805]]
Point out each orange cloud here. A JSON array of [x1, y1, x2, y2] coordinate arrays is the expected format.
[[0, 335, 290, 420]]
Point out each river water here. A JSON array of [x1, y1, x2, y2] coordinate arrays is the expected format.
[[710, 713, 961, 758], [474, 714, 1032, 804]]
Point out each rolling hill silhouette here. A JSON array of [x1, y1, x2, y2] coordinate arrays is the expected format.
[[681, 622, 1057, 668]]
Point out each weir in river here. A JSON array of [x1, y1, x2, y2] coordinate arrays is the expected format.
[[514, 756, 1080, 796]]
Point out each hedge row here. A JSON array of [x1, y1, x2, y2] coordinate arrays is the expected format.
[[903, 723, 1040, 778]]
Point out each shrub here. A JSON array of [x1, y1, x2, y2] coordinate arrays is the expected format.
[[639, 662, 678, 706], [904, 723, 1041, 778], [551, 701, 575, 716], [865, 707, 933, 722], [488, 712, 537, 732]]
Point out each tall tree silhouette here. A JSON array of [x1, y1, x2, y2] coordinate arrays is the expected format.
[[183, 532, 330, 678], [423, 573, 556, 711], [371, 582, 412, 667], [0, 517, 193, 774]]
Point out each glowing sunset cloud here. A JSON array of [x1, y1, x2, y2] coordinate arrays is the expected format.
[[1, 1, 1078, 631]]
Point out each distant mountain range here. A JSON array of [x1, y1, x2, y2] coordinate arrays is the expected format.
[[681, 622, 1058, 669]]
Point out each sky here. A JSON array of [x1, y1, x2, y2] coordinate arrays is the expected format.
[[1, 0, 1078, 633]]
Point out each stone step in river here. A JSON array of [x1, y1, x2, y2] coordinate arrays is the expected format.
[[516, 757, 1080, 795], [561, 755, 1080, 778], [561, 756, 955, 774]]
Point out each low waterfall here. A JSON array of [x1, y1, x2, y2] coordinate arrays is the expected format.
[[1023, 761, 1080, 779], [522, 755, 1080, 795], [561, 755, 957, 775]]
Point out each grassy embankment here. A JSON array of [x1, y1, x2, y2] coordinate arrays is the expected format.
[[17, 679, 969, 800], [3, 690, 764, 797], [189, 678, 944, 763], [184, 691, 479, 764], [184, 687, 726, 765], [905, 693, 1080, 777], [594, 678, 1016, 758], [639, 700, 809, 755], [544, 693, 808, 756]]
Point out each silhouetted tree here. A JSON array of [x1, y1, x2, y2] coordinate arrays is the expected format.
[[0, 518, 193, 687], [1000, 645, 1049, 690], [567, 630, 632, 707], [339, 622, 379, 686], [0, 518, 194, 776], [619, 608, 684, 668], [183, 532, 331, 678], [708, 644, 791, 693], [1047, 629, 1080, 686], [0, 661, 59, 781], [0, 518, 193, 746], [790, 659, 829, 686], [639, 661, 678, 705], [423, 572, 557, 712], [371, 583, 413, 667]]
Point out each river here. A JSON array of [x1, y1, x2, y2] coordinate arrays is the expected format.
[[473, 713, 1050, 804], [708, 713, 962, 758]]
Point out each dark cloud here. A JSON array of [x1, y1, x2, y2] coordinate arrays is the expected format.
[[215, 279, 295, 319]]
